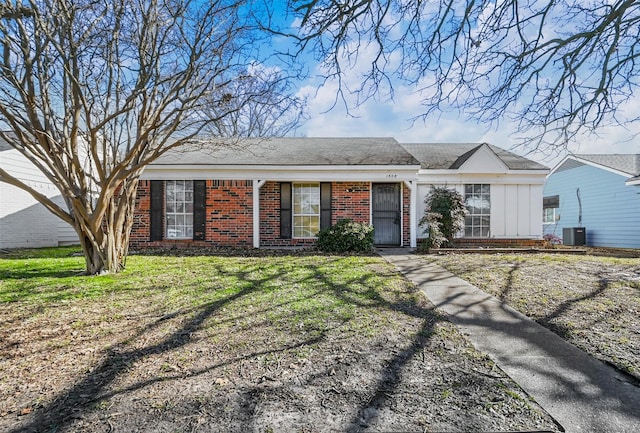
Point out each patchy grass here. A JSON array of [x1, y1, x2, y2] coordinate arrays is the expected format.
[[427, 252, 640, 379], [0, 248, 559, 432]]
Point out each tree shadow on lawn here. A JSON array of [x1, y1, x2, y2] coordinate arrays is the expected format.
[[306, 261, 444, 432], [9, 290, 251, 433], [540, 272, 609, 323], [8, 255, 444, 433], [0, 267, 81, 282], [497, 261, 521, 303], [7, 258, 296, 433], [0, 248, 85, 281]]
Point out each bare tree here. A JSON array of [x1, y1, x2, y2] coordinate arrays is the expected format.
[[284, 0, 640, 151], [205, 65, 307, 137], [0, 0, 301, 274]]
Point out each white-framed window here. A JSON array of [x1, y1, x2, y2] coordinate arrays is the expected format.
[[464, 184, 490, 238], [543, 207, 556, 224], [543, 195, 559, 225], [293, 183, 320, 238], [165, 180, 193, 239]]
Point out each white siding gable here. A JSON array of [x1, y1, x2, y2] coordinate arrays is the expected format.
[[458, 145, 509, 174]]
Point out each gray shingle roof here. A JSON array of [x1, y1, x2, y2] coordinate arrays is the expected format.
[[156, 137, 421, 166], [400, 143, 548, 170], [574, 154, 640, 176]]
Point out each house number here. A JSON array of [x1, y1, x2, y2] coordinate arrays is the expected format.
[[386, 174, 398, 179]]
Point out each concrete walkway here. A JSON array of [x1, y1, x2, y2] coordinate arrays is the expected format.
[[379, 249, 640, 433]]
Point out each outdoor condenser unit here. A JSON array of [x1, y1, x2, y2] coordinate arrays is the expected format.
[[563, 227, 586, 246]]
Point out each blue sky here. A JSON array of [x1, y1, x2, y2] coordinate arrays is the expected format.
[[275, 3, 640, 169]]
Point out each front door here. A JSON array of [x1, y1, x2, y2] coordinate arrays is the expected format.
[[372, 183, 401, 246]]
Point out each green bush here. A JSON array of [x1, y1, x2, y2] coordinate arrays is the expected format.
[[316, 219, 374, 253], [419, 186, 466, 250], [420, 211, 447, 251]]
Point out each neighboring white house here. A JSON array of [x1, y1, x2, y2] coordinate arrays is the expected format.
[[0, 139, 78, 248]]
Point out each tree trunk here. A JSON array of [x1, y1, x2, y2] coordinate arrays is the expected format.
[[73, 178, 140, 275]]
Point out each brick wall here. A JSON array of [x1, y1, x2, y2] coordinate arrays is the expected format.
[[260, 181, 379, 247], [206, 180, 252, 247], [131, 181, 151, 245], [257, 181, 279, 246], [259, 181, 317, 247], [331, 182, 370, 224], [451, 238, 545, 248], [131, 180, 253, 249], [132, 180, 411, 249], [402, 183, 410, 246]]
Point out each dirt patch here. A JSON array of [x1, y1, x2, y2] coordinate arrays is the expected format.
[[426, 252, 640, 381], [0, 253, 560, 432]]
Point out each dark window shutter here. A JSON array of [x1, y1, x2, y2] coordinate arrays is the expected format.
[[280, 182, 292, 239], [320, 182, 332, 230], [193, 180, 206, 240], [150, 181, 163, 241]]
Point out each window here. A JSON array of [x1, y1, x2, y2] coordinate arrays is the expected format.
[[464, 184, 490, 237], [293, 183, 320, 238], [543, 207, 556, 224], [165, 180, 193, 239], [543, 195, 559, 224]]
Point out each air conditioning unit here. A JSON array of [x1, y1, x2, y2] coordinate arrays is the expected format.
[[563, 227, 586, 246]]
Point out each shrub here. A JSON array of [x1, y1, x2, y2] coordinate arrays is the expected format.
[[419, 186, 467, 250], [543, 233, 562, 247], [316, 219, 374, 253], [420, 211, 447, 251], [543, 233, 562, 244]]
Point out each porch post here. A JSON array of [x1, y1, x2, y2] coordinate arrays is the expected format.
[[253, 180, 266, 248]]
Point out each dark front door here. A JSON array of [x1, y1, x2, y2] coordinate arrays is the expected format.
[[372, 183, 401, 246]]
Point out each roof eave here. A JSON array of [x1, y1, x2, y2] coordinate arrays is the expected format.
[[419, 168, 548, 175], [551, 155, 635, 178], [625, 177, 640, 186], [146, 163, 421, 171]]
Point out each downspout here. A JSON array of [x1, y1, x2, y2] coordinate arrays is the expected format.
[[253, 180, 266, 248], [576, 188, 582, 226]]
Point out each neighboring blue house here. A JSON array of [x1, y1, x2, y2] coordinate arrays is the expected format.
[[543, 154, 640, 248]]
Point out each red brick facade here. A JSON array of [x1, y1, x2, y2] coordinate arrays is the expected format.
[[402, 182, 410, 246], [259, 181, 378, 247], [130, 180, 411, 249], [332, 182, 371, 224], [205, 180, 253, 246], [130, 181, 152, 246], [131, 180, 253, 249]]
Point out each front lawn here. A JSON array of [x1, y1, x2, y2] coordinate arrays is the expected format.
[[0, 248, 559, 432], [427, 253, 640, 380]]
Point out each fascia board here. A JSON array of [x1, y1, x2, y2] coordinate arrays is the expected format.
[[141, 165, 421, 182], [147, 164, 420, 171], [625, 177, 640, 186], [417, 169, 548, 184]]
